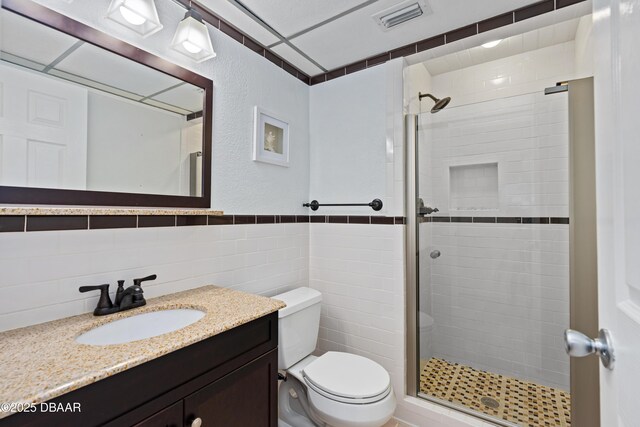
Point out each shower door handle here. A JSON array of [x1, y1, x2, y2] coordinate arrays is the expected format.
[[564, 328, 615, 370]]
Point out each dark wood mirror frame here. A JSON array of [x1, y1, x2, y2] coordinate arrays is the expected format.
[[0, 0, 213, 208]]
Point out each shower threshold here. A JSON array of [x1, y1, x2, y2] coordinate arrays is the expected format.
[[419, 358, 571, 427]]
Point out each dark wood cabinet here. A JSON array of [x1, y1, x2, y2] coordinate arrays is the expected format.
[[1, 312, 278, 427]]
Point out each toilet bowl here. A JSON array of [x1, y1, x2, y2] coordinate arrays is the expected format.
[[274, 288, 396, 427]]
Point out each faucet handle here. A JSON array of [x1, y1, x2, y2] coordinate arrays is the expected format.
[[79, 284, 113, 314], [133, 274, 157, 287]]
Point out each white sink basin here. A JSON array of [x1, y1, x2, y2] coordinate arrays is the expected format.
[[76, 309, 205, 346]]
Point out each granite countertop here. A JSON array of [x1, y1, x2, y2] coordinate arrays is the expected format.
[[0, 286, 285, 419]]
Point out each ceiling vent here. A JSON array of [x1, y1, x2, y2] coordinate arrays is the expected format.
[[372, 0, 431, 31]]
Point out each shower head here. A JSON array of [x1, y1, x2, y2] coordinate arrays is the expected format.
[[418, 92, 451, 113]]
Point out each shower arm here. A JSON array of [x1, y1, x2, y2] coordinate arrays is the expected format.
[[418, 92, 438, 102]]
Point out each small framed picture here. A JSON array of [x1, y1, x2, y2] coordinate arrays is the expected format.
[[253, 106, 290, 167]]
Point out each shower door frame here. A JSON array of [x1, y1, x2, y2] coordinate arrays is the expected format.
[[404, 114, 523, 427], [404, 79, 600, 426]]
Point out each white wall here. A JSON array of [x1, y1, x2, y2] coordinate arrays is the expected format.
[[87, 92, 187, 196], [31, 0, 310, 215], [0, 222, 308, 331], [0, 0, 312, 331]]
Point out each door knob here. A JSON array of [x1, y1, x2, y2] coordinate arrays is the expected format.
[[564, 328, 615, 370]]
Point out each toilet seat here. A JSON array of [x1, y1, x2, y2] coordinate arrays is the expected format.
[[302, 352, 391, 404]]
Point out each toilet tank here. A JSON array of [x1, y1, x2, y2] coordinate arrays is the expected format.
[[273, 287, 322, 370]]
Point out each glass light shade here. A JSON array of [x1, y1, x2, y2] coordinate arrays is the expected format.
[[171, 10, 216, 63], [106, 0, 163, 38]]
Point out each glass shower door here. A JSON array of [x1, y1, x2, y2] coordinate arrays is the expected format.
[[413, 90, 573, 427]]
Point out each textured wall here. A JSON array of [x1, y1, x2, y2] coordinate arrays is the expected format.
[[31, 0, 310, 215]]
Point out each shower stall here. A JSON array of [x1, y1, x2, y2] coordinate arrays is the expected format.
[[405, 82, 598, 427]]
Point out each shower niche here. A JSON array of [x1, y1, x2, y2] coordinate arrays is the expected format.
[[449, 162, 499, 211]]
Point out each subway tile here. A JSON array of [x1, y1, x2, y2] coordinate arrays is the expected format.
[[371, 217, 395, 225], [310, 216, 327, 223], [366, 52, 390, 68], [176, 215, 208, 226], [497, 217, 523, 224], [256, 215, 277, 224], [27, 216, 88, 232], [138, 215, 176, 228], [328, 216, 348, 224], [219, 21, 244, 43], [389, 44, 417, 59], [417, 35, 445, 52], [243, 36, 264, 54], [296, 72, 311, 85], [310, 74, 327, 85], [473, 217, 496, 223], [89, 215, 136, 230], [345, 60, 367, 75], [207, 215, 234, 226], [432, 216, 451, 223], [522, 217, 550, 224], [0, 216, 25, 232], [556, 0, 586, 8], [296, 215, 310, 223], [394, 217, 406, 225], [445, 24, 477, 43], [478, 12, 514, 33], [235, 215, 257, 225], [348, 216, 370, 224], [265, 50, 283, 68], [279, 215, 296, 223], [326, 68, 346, 81], [450, 217, 472, 223], [282, 61, 299, 78], [514, 0, 555, 22], [550, 217, 570, 224]]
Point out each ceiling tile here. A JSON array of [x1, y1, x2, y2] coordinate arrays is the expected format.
[[198, 0, 279, 46], [271, 44, 324, 76], [238, 0, 370, 38], [1, 9, 78, 67], [152, 84, 205, 113], [290, 0, 535, 70], [54, 43, 182, 97]]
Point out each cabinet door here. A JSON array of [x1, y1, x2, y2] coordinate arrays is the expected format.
[[184, 349, 277, 427], [134, 401, 182, 427]]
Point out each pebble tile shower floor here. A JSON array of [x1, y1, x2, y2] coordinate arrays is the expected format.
[[420, 358, 571, 427]]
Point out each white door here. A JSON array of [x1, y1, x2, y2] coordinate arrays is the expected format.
[[593, 0, 640, 425], [0, 61, 87, 189]]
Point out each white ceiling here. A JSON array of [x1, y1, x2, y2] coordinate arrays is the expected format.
[[423, 18, 581, 76], [200, 0, 547, 75], [0, 9, 201, 114]]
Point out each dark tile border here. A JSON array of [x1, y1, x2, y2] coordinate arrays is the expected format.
[[310, 0, 587, 86], [26, 215, 88, 232], [177, 215, 208, 226], [139, 215, 176, 228], [0, 215, 25, 232], [423, 216, 569, 225], [90, 215, 137, 230]]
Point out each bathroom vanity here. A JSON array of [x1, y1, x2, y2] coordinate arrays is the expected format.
[[0, 286, 284, 427]]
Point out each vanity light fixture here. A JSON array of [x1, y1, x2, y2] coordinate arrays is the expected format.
[[171, 8, 216, 62], [481, 39, 502, 49], [105, 0, 163, 37]]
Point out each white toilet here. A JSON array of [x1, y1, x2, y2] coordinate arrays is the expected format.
[[274, 287, 396, 427]]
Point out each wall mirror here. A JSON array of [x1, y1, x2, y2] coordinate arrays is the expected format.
[[0, 0, 213, 207]]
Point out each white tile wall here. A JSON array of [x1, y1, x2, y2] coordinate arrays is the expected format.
[[421, 91, 569, 218], [0, 223, 309, 332], [429, 223, 570, 389], [308, 223, 406, 410]]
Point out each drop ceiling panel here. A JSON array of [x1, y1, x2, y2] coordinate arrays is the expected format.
[[271, 44, 324, 76], [1, 9, 78, 67], [152, 84, 205, 113], [422, 18, 580, 76], [239, 0, 370, 38], [199, 0, 279, 46], [291, 0, 535, 71], [54, 43, 182, 97]]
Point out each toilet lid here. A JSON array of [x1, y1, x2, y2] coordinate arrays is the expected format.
[[302, 352, 390, 400]]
